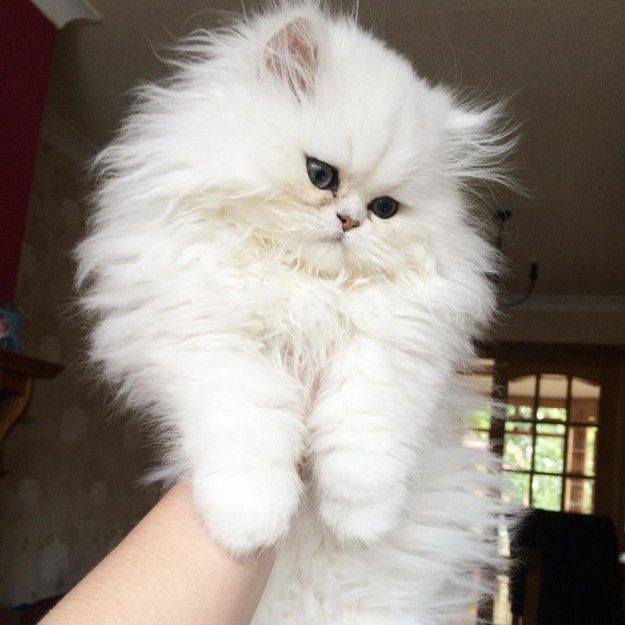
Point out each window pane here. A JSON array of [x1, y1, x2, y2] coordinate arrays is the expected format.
[[570, 378, 600, 424], [464, 429, 489, 451], [507, 375, 536, 419], [469, 408, 491, 430], [518, 405, 533, 419], [506, 404, 534, 419], [566, 426, 597, 477], [532, 474, 562, 511], [503, 434, 533, 470], [536, 406, 567, 421], [504, 472, 530, 507], [534, 424, 565, 474], [505, 421, 532, 433], [537, 423, 566, 436], [537, 374, 567, 422], [565, 478, 594, 514]]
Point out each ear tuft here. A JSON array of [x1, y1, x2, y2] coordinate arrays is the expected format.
[[263, 17, 319, 97], [449, 108, 494, 133], [446, 100, 521, 191]]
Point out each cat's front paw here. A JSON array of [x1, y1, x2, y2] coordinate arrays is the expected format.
[[192, 466, 301, 556], [315, 449, 407, 544], [319, 495, 403, 544]]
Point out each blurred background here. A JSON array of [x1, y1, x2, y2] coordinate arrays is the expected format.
[[1, 1, 624, 623]]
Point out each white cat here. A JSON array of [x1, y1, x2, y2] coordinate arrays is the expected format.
[[78, 2, 514, 623]]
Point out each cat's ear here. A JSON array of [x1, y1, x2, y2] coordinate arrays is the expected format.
[[263, 16, 319, 98]]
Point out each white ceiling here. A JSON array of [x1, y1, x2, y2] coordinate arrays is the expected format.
[[44, 0, 625, 298]]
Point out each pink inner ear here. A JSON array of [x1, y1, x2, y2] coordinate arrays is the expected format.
[[264, 17, 318, 96]]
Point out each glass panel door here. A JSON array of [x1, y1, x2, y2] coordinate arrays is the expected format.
[[501, 373, 600, 513]]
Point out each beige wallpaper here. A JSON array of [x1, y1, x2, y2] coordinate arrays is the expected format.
[[0, 139, 159, 606]]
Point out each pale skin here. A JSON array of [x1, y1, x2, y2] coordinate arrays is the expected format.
[[40, 481, 274, 625]]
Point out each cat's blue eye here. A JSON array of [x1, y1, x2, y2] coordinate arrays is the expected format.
[[368, 196, 399, 219], [306, 157, 339, 191]]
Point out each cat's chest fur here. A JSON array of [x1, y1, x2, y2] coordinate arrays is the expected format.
[[247, 273, 382, 384], [256, 277, 349, 362]]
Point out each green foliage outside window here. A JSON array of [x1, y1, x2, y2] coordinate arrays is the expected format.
[[469, 408, 491, 430]]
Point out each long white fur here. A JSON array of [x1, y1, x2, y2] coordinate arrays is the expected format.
[[77, 2, 514, 623]]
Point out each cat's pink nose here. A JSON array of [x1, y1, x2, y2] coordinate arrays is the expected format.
[[337, 213, 360, 232]]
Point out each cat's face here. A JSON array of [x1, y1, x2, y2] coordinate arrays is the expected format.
[[153, 6, 508, 279], [253, 65, 435, 278]]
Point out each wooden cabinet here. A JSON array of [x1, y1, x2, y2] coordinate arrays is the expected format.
[[0, 349, 63, 473]]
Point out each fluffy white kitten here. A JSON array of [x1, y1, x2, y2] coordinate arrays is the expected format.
[[78, 2, 514, 623]]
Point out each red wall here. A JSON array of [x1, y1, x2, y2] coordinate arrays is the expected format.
[[0, 0, 56, 302]]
